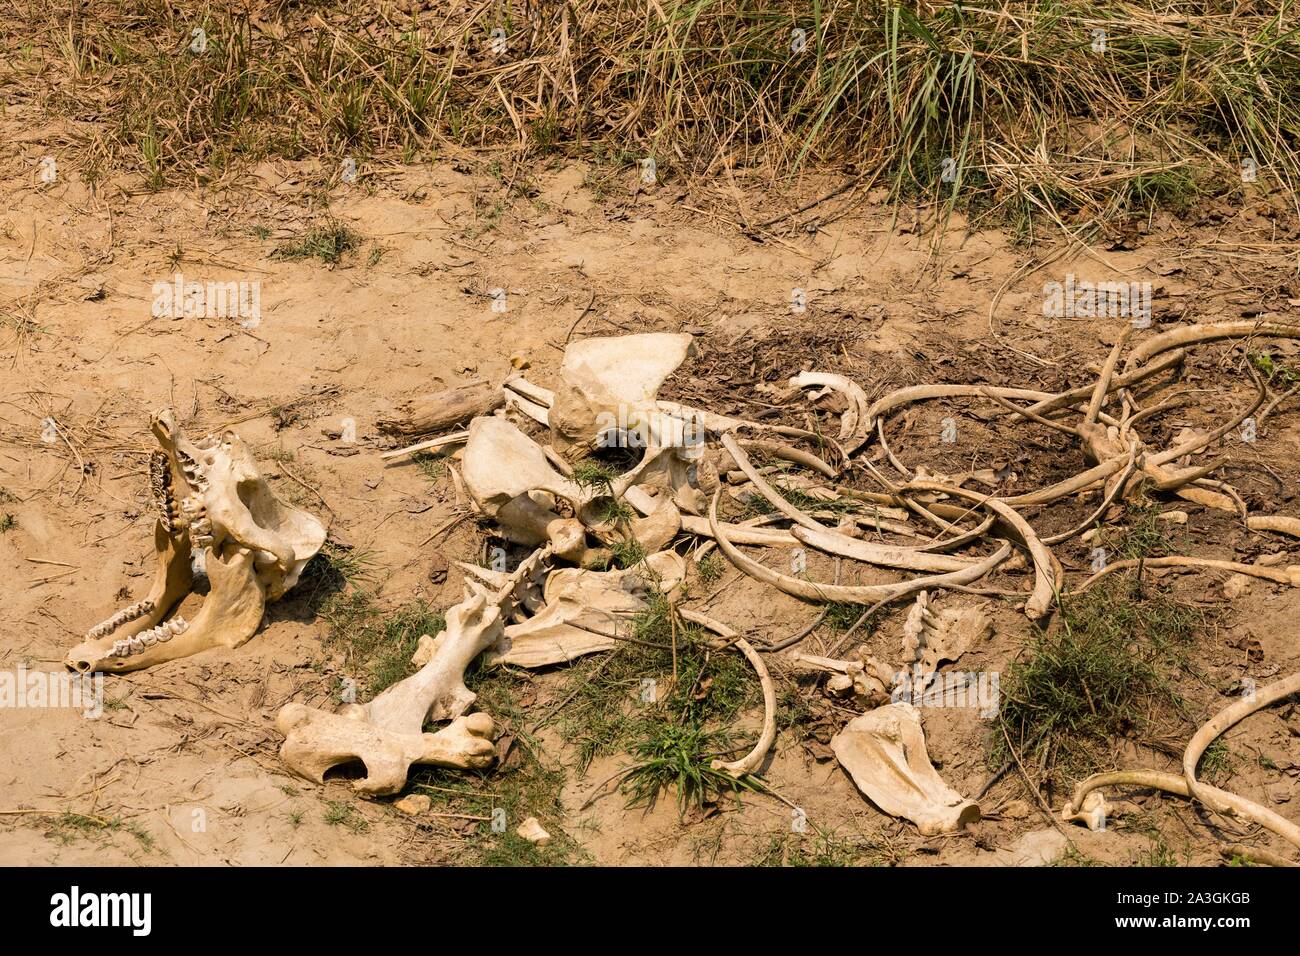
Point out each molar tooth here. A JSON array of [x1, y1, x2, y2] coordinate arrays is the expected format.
[[85, 598, 160, 640]]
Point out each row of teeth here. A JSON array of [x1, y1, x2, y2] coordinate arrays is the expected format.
[[177, 448, 209, 493], [149, 453, 180, 532], [86, 600, 156, 640], [181, 496, 214, 548], [109, 617, 188, 658]]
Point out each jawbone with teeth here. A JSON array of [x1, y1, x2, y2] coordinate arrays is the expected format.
[[65, 409, 326, 674]]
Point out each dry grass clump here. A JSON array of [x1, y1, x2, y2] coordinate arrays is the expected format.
[[4, 1, 1299, 227]]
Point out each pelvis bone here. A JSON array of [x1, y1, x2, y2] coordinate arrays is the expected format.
[[65, 410, 326, 673], [276, 550, 551, 795], [549, 332, 697, 458]]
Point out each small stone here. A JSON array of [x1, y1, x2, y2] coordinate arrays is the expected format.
[[1002, 799, 1033, 820], [515, 816, 552, 845], [394, 794, 431, 815], [1223, 574, 1252, 600], [427, 552, 449, 584]]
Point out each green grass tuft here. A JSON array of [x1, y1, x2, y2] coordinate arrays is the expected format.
[[272, 222, 361, 265], [994, 574, 1203, 783]]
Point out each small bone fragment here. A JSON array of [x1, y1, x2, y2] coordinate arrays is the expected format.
[[380, 431, 468, 462], [503, 376, 555, 408], [503, 390, 551, 425], [516, 817, 552, 845], [831, 703, 981, 835], [787, 650, 892, 708], [1061, 791, 1108, 831], [625, 494, 682, 553], [377, 381, 504, 435], [410, 634, 438, 668], [1248, 515, 1300, 538], [1223, 573, 1252, 599]]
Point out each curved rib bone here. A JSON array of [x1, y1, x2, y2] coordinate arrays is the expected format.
[[789, 371, 872, 453], [1247, 515, 1300, 538], [1123, 320, 1300, 372], [709, 489, 1012, 606], [901, 481, 1057, 619], [677, 610, 777, 779], [720, 433, 974, 573], [1182, 671, 1300, 843]]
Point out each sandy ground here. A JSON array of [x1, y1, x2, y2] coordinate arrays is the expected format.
[[2, 124, 1299, 865]]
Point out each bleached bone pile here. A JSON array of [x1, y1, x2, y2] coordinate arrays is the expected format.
[[319, 321, 1300, 849], [66, 409, 326, 673]]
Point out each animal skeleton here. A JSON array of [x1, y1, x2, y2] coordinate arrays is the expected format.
[[304, 321, 1300, 847]]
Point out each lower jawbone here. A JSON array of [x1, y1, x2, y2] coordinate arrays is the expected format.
[[65, 528, 267, 674]]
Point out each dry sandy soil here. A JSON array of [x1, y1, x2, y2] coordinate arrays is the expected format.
[[2, 124, 1299, 865]]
